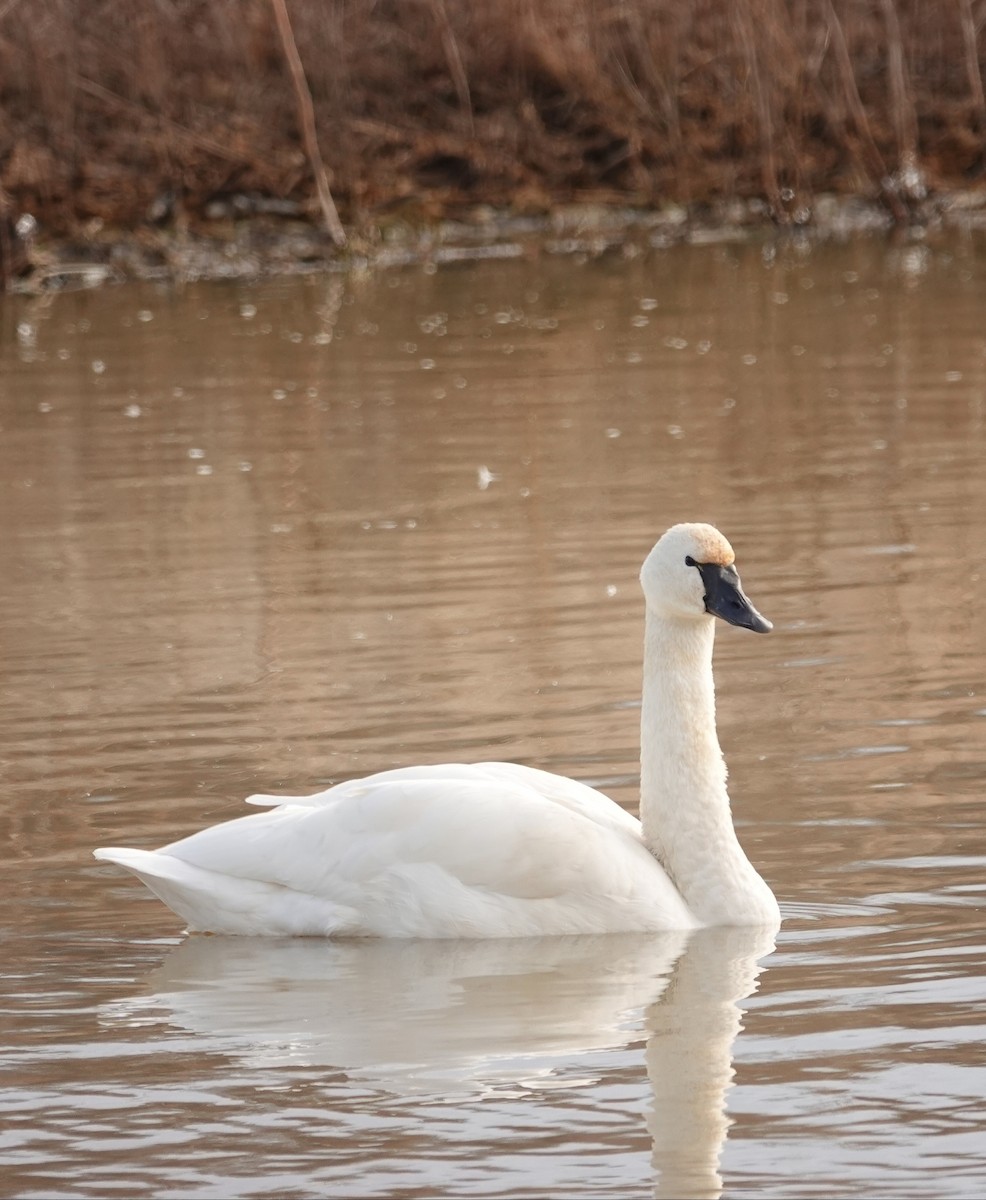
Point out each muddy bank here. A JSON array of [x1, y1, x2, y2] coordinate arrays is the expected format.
[[3, 0, 986, 288], [7, 190, 986, 296]]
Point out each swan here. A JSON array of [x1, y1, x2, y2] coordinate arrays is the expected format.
[[93, 522, 780, 937]]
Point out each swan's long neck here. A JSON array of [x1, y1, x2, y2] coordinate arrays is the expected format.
[[640, 610, 777, 926]]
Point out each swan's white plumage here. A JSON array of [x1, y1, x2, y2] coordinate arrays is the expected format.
[[95, 764, 695, 936], [246, 761, 640, 836], [94, 521, 779, 937]]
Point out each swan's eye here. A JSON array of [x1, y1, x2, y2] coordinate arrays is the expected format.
[[685, 555, 697, 567]]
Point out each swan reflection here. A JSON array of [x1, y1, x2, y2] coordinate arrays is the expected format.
[[646, 926, 776, 1198], [103, 924, 776, 1196]]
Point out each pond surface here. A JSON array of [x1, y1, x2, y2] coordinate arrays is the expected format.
[[2, 232, 986, 1198]]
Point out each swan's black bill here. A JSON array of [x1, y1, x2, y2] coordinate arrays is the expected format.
[[689, 559, 773, 633]]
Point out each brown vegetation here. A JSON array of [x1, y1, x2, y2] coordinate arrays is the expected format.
[[1, 0, 985, 275]]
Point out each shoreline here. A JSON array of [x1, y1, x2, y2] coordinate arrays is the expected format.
[[9, 188, 986, 295], [6, 3, 986, 294]]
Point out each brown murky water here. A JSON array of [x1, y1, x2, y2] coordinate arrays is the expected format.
[[2, 233, 986, 1198]]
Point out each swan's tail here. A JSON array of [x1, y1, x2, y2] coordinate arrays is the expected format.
[[92, 847, 358, 936], [244, 793, 285, 807]]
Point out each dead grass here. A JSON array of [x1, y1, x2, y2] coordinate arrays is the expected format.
[[1, 0, 985, 245]]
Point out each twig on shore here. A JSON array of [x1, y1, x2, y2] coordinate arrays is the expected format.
[[822, 0, 907, 222], [269, 0, 346, 248], [0, 190, 12, 293], [429, 0, 474, 138], [733, 0, 780, 217], [879, 0, 918, 173], [958, 0, 986, 124]]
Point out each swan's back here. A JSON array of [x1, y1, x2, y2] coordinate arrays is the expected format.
[[248, 761, 641, 835]]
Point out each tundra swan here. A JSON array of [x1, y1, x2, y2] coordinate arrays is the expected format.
[[94, 522, 780, 936]]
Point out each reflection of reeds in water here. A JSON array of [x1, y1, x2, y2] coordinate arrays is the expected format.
[[2, 1, 985, 237]]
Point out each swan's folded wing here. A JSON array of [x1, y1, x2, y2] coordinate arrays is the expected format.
[[473, 761, 641, 837], [167, 779, 619, 899], [244, 763, 490, 808], [242, 763, 640, 848], [151, 776, 691, 935]]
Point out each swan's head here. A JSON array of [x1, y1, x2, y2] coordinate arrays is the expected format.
[[640, 523, 772, 633]]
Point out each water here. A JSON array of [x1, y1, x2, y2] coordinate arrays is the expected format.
[[2, 233, 986, 1197]]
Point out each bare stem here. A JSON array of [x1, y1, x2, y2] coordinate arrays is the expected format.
[[430, 0, 474, 137], [879, 0, 918, 165], [733, 0, 780, 215], [269, 0, 346, 248], [823, 0, 909, 221], [958, 0, 986, 123]]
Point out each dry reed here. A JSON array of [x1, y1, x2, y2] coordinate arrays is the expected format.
[[0, 0, 984, 245]]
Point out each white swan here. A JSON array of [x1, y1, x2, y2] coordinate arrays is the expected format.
[[93, 522, 780, 936]]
